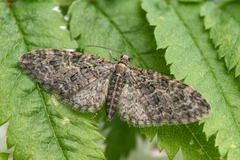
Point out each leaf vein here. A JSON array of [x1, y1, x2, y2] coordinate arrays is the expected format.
[[90, 3, 147, 68], [37, 83, 67, 160]]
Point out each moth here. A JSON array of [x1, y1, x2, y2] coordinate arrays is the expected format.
[[19, 48, 211, 126]]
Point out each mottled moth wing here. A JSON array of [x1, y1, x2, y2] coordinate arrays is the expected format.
[[119, 83, 153, 126], [19, 49, 115, 112], [118, 67, 211, 126]]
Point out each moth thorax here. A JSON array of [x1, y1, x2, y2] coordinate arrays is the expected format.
[[115, 63, 127, 75]]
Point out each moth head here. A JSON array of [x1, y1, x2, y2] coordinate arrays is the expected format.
[[120, 55, 131, 61]]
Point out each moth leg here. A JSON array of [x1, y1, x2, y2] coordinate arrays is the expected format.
[[91, 110, 100, 120]]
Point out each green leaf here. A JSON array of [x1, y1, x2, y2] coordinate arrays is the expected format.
[[201, 1, 240, 76], [68, 0, 169, 73], [157, 123, 218, 160], [142, 0, 240, 159], [103, 117, 139, 160], [178, 0, 204, 2], [0, 1, 105, 160], [55, 0, 74, 6], [0, 153, 9, 160], [209, 0, 236, 6]]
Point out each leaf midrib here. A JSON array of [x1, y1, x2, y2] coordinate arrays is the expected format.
[[10, 2, 68, 159], [37, 83, 67, 160]]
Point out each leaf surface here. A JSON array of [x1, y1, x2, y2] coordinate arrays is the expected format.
[[0, 1, 105, 160], [201, 1, 240, 76], [142, 0, 240, 159], [0, 153, 9, 160], [178, 0, 204, 2]]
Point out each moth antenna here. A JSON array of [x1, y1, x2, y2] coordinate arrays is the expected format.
[[85, 45, 142, 68], [109, 51, 118, 61], [131, 58, 142, 68], [85, 45, 124, 55]]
